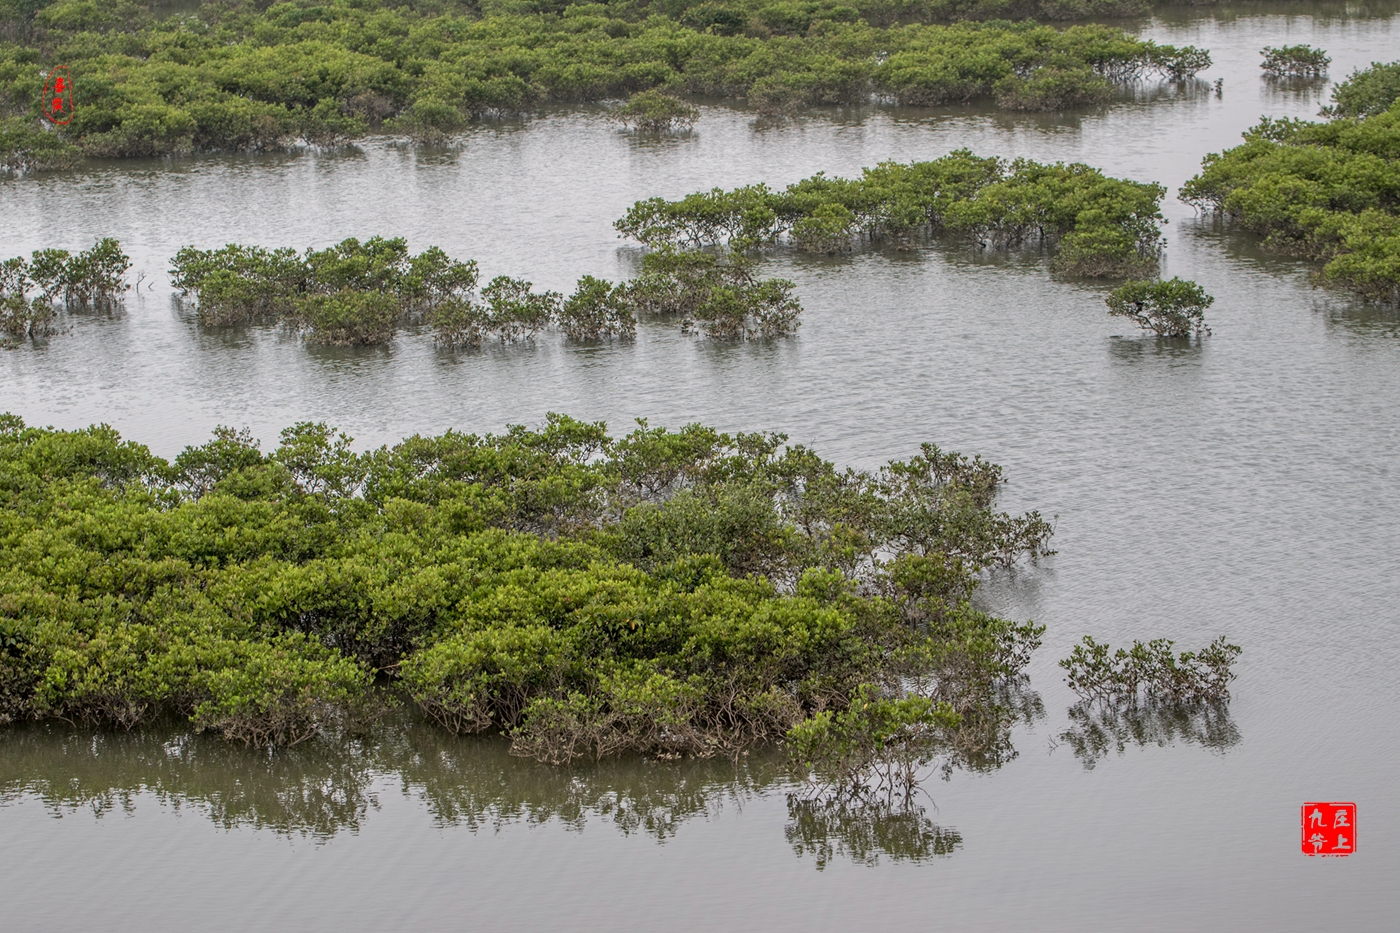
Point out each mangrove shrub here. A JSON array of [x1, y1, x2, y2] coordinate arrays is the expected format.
[[1182, 66, 1400, 304], [614, 90, 699, 133], [1105, 277, 1214, 337], [1, 1, 1210, 168], [0, 238, 129, 339], [619, 150, 1166, 277], [1259, 45, 1329, 78], [0, 411, 1052, 764]]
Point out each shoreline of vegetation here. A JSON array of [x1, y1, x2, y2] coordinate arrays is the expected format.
[[1182, 60, 1400, 305], [0, 0, 1211, 171]]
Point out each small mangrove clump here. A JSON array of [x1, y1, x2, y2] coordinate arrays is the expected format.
[[1060, 635, 1241, 705], [623, 248, 802, 339], [618, 150, 1166, 278], [0, 238, 130, 340], [1105, 277, 1214, 337], [1260, 45, 1330, 78], [613, 90, 699, 134]]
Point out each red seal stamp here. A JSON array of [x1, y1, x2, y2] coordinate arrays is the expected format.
[[42, 66, 73, 125], [1301, 802, 1356, 856]]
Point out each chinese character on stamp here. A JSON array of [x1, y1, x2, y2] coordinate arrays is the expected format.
[[1301, 802, 1356, 857]]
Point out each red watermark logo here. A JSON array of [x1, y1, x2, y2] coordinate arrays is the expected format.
[[1302, 802, 1356, 856], [42, 66, 73, 125]]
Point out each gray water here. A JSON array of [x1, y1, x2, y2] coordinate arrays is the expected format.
[[3, 4, 1399, 930]]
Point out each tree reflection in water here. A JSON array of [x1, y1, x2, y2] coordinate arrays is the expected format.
[[0, 680, 1061, 867], [1058, 698, 1242, 770], [785, 796, 962, 869]]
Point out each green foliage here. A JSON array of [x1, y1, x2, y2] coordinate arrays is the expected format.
[[1181, 87, 1400, 304], [1323, 61, 1400, 119], [619, 149, 1165, 278], [480, 275, 562, 343], [294, 289, 401, 345], [614, 89, 699, 133], [0, 238, 129, 340], [621, 248, 801, 338], [1260, 44, 1329, 79], [169, 237, 479, 340], [1060, 635, 1241, 704], [1105, 277, 1214, 337], [0, 411, 1052, 760], [0, 2, 1209, 166], [0, 117, 81, 173], [559, 275, 636, 340]]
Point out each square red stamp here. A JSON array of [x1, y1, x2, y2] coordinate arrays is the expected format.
[[1302, 802, 1356, 856]]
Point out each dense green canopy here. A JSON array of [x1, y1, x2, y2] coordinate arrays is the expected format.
[[0, 413, 1051, 771], [2, 0, 1208, 169]]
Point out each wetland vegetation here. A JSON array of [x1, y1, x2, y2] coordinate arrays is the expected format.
[[0, 0, 1212, 170], [618, 149, 1169, 278], [170, 236, 797, 343], [0, 238, 130, 341], [0, 412, 1058, 772], [1183, 59, 1400, 304]]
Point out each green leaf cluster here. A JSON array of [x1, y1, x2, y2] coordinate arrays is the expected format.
[[1259, 44, 1329, 79], [1104, 276, 1213, 337], [1181, 65, 1400, 304], [618, 148, 1165, 276], [1, 237, 129, 340], [0, 411, 1051, 761], [1059, 635, 1240, 704]]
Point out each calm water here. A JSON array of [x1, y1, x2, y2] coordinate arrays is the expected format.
[[3, 4, 1399, 929]]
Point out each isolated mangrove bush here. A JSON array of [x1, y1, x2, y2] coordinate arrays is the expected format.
[[614, 89, 699, 133], [0, 411, 1051, 764], [0, 238, 129, 339], [1060, 635, 1241, 704], [1, 0, 1210, 168], [1105, 277, 1214, 337], [1182, 62, 1400, 304], [1259, 45, 1329, 78], [619, 150, 1165, 277]]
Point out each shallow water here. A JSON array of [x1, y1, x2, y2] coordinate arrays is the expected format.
[[3, 4, 1400, 930]]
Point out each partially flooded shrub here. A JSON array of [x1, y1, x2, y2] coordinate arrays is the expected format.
[[619, 151, 1165, 278], [559, 276, 636, 340], [0, 239, 129, 338], [480, 276, 561, 342], [0, 411, 1054, 760], [1060, 635, 1241, 704], [622, 248, 802, 338], [614, 90, 699, 133], [430, 297, 489, 348], [170, 244, 308, 324], [1106, 277, 1214, 337], [1322, 61, 1400, 119], [1260, 44, 1330, 78], [295, 289, 402, 345]]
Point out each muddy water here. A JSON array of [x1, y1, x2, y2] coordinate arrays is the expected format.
[[3, 4, 1399, 930]]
